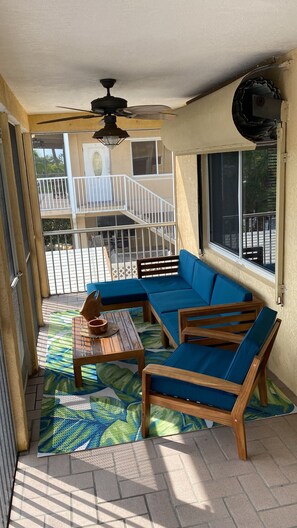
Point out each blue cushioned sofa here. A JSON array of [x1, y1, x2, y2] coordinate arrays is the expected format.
[[87, 249, 262, 347]]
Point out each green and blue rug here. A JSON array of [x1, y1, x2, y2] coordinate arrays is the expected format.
[[38, 309, 296, 456]]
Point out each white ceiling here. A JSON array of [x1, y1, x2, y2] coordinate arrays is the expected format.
[[1, 0, 297, 115]]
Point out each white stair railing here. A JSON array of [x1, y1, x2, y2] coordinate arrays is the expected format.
[[72, 174, 175, 224]]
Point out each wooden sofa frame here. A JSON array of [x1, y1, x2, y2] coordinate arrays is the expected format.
[[137, 254, 263, 348]]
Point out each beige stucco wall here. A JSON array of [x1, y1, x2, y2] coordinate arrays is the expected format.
[[67, 131, 174, 204], [175, 155, 199, 255], [173, 50, 297, 396]]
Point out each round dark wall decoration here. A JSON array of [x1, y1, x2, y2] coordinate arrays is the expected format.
[[232, 77, 281, 142]]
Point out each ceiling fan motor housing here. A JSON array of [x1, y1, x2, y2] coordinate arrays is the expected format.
[[91, 95, 128, 114]]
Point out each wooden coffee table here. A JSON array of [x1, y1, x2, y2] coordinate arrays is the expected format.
[[72, 310, 145, 387]]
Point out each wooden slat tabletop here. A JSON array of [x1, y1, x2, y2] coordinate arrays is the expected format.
[[72, 310, 143, 360]]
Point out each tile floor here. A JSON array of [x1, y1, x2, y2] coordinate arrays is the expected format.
[[9, 294, 297, 528]]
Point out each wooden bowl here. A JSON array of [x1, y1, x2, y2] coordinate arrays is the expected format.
[[87, 318, 108, 336]]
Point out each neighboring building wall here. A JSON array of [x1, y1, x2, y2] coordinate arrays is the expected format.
[[68, 131, 174, 204], [172, 49, 297, 397]]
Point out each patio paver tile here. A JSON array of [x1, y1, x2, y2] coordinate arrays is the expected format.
[[238, 473, 278, 510], [224, 493, 263, 527]]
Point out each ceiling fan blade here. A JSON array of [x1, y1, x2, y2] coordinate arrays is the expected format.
[[115, 109, 134, 118], [126, 105, 176, 120], [126, 104, 174, 114], [129, 112, 176, 120], [57, 105, 104, 115], [37, 114, 99, 124]]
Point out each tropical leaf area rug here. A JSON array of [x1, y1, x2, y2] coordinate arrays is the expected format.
[[38, 308, 296, 456]]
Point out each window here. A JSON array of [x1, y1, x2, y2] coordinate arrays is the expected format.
[[208, 145, 277, 273], [131, 140, 172, 177]]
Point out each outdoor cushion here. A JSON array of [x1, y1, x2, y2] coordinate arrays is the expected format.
[[225, 306, 277, 384], [178, 249, 198, 285], [161, 310, 225, 345], [149, 289, 207, 317], [210, 274, 252, 305], [151, 342, 237, 411], [191, 259, 217, 303], [86, 279, 147, 304], [139, 275, 192, 295], [160, 311, 179, 344]]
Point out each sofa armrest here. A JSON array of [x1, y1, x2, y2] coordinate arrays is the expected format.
[[143, 364, 241, 395], [178, 299, 263, 344], [137, 255, 180, 278]]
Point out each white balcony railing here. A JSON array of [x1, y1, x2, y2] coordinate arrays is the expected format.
[[38, 174, 175, 225], [43, 222, 176, 294], [37, 176, 70, 210], [222, 211, 276, 270]]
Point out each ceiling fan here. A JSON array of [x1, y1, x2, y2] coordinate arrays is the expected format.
[[37, 78, 175, 149]]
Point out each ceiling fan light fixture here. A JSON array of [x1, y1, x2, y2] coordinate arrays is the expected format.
[[92, 115, 130, 149]]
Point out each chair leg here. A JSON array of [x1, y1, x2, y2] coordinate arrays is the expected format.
[[232, 418, 247, 460], [149, 310, 156, 324], [161, 327, 170, 348], [143, 302, 150, 322], [258, 369, 268, 406], [141, 372, 151, 438]]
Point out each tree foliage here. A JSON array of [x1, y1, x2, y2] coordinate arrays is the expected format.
[[43, 218, 72, 248], [33, 149, 65, 178], [242, 147, 276, 214]]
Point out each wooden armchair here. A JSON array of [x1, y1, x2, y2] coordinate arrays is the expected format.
[[142, 305, 281, 460]]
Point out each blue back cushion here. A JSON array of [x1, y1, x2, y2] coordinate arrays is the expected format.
[[178, 250, 198, 285], [191, 260, 217, 303], [86, 279, 147, 304], [210, 274, 252, 305], [225, 307, 277, 384]]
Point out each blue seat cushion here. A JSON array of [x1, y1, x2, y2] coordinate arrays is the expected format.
[[225, 307, 277, 384], [86, 279, 147, 304], [140, 275, 191, 295], [191, 260, 217, 303], [161, 310, 223, 345], [149, 289, 207, 317], [178, 249, 198, 284], [151, 342, 237, 411], [210, 274, 252, 305], [161, 311, 179, 344]]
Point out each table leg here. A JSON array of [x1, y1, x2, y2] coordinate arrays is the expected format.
[[74, 362, 83, 387]]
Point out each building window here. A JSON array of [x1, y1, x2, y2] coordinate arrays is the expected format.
[[131, 140, 172, 177], [208, 145, 277, 273]]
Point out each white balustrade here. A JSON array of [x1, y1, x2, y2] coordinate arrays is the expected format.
[[43, 222, 176, 294], [38, 174, 175, 226]]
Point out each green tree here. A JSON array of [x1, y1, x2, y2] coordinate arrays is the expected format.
[[43, 218, 72, 248], [242, 147, 276, 214], [33, 149, 65, 178]]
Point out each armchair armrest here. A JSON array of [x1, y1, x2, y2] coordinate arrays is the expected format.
[[137, 255, 179, 278], [143, 364, 241, 395]]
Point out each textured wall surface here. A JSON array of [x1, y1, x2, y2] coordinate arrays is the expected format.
[[174, 49, 297, 396]]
